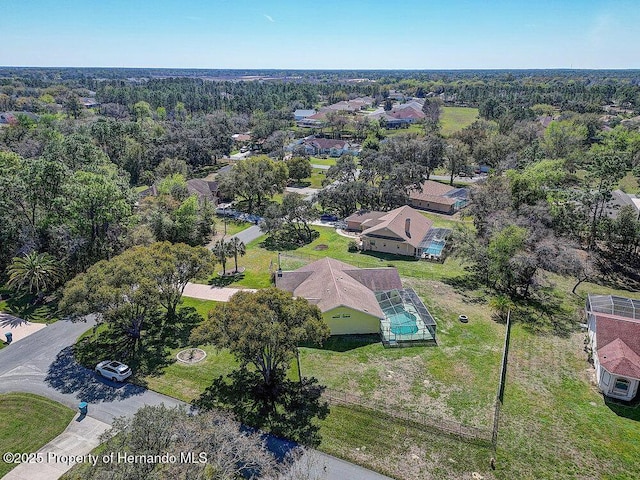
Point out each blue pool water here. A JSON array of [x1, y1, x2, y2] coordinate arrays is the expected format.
[[424, 241, 445, 256], [389, 311, 419, 335]]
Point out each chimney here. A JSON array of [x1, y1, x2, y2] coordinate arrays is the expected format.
[[405, 218, 411, 237]]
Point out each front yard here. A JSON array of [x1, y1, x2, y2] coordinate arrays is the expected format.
[[0, 393, 75, 477]]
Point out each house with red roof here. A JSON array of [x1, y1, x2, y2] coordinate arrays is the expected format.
[[586, 295, 640, 401]]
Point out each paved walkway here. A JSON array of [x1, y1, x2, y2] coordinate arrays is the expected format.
[[183, 283, 256, 302], [4, 416, 110, 480], [0, 313, 47, 344]]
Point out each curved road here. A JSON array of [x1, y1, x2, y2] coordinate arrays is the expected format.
[[0, 319, 392, 480]]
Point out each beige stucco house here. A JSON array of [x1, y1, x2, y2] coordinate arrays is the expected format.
[[345, 205, 433, 258], [408, 180, 469, 215]]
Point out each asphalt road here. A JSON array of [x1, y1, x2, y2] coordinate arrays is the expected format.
[[230, 224, 264, 244], [0, 318, 392, 480]]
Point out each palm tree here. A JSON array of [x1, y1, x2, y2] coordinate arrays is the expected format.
[[211, 239, 231, 275], [488, 295, 512, 324], [228, 237, 246, 274], [7, 252, 63, 297]]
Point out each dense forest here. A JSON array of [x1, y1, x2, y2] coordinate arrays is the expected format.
[[1, 67, 640, 302]]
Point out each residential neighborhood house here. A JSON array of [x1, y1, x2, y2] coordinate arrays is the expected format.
[[345, 205, 450, 259], [586, 294, 640, 401], [287, 135, 360, 157], [275, 257, 436, 346], [409, 180, 470, 214], [293, 109, 317, 121]]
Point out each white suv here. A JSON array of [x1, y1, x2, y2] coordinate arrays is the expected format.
[[95, 360, 132, 382]]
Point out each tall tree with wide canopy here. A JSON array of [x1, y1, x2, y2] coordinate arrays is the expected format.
[[192, 288, 330, 388], [148, 242, 215, 320], [61, 247, 160, 355]]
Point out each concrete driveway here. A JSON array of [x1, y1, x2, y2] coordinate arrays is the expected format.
[[0, 319, 392, 480]]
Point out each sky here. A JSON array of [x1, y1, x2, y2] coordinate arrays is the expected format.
[[1, 0, 639, 69]]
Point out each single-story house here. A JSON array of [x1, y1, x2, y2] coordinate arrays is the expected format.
[[293, 109, 317, 121], [409, 180, 470, 214], [275, 257, 436, 345], [370, 103, 425, 128], [586, 294, 640, 401], [231, 133, 252, 143], [297, 111, 327, 128], [186, 179, 220, 204], [81, 98, 101, 108], [346, 205, 434, 258], [297, 136, 360, 157], [138, 179, 219, 204]]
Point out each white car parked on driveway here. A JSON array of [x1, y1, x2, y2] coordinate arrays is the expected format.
[[95, 360, 132, 382]]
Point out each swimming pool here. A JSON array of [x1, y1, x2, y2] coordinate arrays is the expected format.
[[423, 241, 445, 256], [388, 311, 419, 335]]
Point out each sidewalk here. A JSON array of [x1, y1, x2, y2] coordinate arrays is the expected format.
[[0, 313, 47, 344], [183, 283, 257, 302], [4, 415, 110, 480]]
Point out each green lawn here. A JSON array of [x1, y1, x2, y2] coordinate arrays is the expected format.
[[384, 123, 424, 137], [214, 216, 252, 238], [309, 156, 337, 167], [72, 219, 640, 479], [441, 106, 479, 136], [290, 168, 327, 189], [225, 226, 468, 290], [618, 172, 639, 194], [0, 294, 60, 323], [0, 393, 75, 477], [180, 297, 218, 319]]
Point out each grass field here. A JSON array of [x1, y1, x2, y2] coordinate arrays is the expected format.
[[0, 393, 75, 477], [441, 107, 479, 136], [618, 172, 639, 194], [71, 220, 640, 479], [296, 167, 327, 189], [213, 216, 252, 238], [309, 156, 337, 167], [0, 294, 60, 323]]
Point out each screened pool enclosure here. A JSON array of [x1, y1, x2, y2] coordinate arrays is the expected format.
[[376, 288, 437, 347]]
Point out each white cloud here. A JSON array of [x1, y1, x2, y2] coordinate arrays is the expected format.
[[264, 14, 274, 23]]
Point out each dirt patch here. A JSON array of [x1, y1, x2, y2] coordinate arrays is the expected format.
[[176, 348, 207, 364], [314, 244, 329, 251]]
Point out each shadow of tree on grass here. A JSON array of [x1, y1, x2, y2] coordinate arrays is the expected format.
[[194, 367, 329, 448]]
